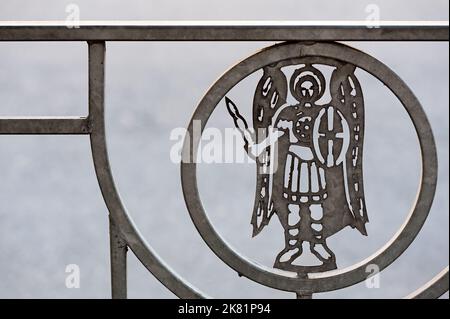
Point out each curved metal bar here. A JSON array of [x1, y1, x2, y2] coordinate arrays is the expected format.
[[406, 267, 449, 299], [87, 41, 206, 299]]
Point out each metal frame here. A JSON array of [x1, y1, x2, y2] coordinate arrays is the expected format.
[[0, 21, 448, 299]]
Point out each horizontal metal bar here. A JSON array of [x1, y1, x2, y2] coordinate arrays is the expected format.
[[0, 117, 90, 134], [0, 21, 448, 41]]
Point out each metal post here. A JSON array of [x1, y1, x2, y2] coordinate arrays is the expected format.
[[88, 40, 127, 299], [0, 21, 447, 299], [109, 216, 128, 299]]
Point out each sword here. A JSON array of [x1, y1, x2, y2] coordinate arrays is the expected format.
[[225, 96, 253, 154]]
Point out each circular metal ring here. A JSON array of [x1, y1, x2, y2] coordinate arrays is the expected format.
[[181, 41, 438, 293]]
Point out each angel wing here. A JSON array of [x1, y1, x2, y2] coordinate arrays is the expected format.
[[329, 64, 369, 235], [250, 64, 288, 237]]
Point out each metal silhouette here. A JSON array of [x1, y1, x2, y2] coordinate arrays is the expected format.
[[226, 59, 369, 273]]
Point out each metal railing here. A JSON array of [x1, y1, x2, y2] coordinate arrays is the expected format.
[[0, 21, 448, 299]]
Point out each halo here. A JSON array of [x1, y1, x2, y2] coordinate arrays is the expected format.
[[290, 64, 326, 104]]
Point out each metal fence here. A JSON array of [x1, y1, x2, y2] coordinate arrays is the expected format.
[[0, 21, 448, 299]]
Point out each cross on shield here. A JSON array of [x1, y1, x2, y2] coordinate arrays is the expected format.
[[314, 106, 349, 168]]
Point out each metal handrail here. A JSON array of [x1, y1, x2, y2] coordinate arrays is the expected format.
[[0, 21, 448, 41]]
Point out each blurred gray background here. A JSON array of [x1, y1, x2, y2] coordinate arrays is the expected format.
[[0, 0, 448, 298]]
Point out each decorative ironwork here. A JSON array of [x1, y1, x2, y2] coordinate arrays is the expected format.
[[225, 57, 368, 274], [181, 40, 445, 297], [0, 22, 448, 299]]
